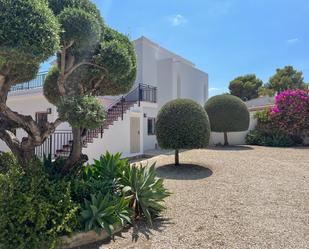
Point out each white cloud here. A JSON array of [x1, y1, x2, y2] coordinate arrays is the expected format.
[[169, 14, 188, 26], [287, 38, 299, 44], [209, 87, 220, 91]]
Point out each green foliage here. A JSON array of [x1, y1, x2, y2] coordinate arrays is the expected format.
[[204, 94, 250, 132], [266, 65, 308, 92], [258, 86, 276, 97], [120, 163, 171, 225], [0, 152, 170, 248], [229, 74, 263, 101], [80, 152, 170, 225], [58, 7, 101, 49], [254, 109, 271, 124], [0, 162, 79, 249], [48, 0, 103, 23], [43, 65, 61, 105], [81, 192, 131, 235], [0, 0, 59, 63], [156, 99, 210, 150], [245, 130, 295, 147], [0, 152, 17, 174], [58, 95, 106, 129]]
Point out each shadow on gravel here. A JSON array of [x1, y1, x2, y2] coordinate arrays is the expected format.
[[81, 218, 174, 248], [130, 218, 174, 242], [156, 164, 213, 180], [208, 145, 254, 151]]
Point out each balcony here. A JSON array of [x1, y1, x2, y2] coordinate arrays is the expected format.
[[10, 72, 47, 92]]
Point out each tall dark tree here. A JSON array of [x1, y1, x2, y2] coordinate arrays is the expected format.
[[229, 74, 263, 101], [0, 0, 137, 173], [266, 66, 308, 93]]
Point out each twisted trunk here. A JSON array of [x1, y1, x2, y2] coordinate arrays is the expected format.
[[0, 74, 62, 170], [61, 127, 88, 174]]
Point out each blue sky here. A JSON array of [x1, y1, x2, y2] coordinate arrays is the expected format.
[[41, 0, 309, 96]]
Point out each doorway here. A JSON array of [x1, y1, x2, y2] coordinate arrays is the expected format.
[[130, 117, 140, 153]]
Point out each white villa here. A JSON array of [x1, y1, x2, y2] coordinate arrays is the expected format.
[[0, 37, 209, 161]]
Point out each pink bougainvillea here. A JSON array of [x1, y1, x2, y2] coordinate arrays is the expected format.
[[270, 89, 309, 136]]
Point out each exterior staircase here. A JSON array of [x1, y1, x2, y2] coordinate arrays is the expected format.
[[35, 84, 157, 159]]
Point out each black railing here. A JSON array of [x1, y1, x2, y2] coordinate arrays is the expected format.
[[34, 83, 157, 159], [10, 72, 48, 92], [35, 130, 73, 159]]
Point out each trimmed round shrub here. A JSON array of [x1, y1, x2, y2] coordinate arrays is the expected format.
[[156, 99, 210, 165], [204, 94, 250, 145]]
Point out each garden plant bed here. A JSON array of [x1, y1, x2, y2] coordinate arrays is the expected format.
[[93, 146, 309, 249]]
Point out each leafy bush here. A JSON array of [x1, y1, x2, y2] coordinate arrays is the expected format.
[[269, 89, 309, 137], [252, 90, 309, 146], [204, 94, 250, 145], [0, 152, 170, 248], [0, 152, 17, 174], [0, 162, 79, 249], [245, 130, 295, 147], [156, 99, 210, 165]]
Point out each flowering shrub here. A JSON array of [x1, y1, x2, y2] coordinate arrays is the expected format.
[[247, 89, 309, 147], [270, 89, 309, 136]]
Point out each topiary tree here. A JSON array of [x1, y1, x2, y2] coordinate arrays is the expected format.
[[229, 74, 263, 101], [156, 99, 210, 166], [0, 0, 60, 168], [0, 0, 137, 173], [204, 94, 249, 146], [45, 0, 136, 173]]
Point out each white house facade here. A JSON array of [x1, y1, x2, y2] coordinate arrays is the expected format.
[[0, 36, 209, 161]]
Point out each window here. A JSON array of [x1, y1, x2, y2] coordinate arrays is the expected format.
[[147, 118, 156, 135], [35, 112, 48, 127]]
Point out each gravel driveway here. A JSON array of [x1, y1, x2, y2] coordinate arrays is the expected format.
[[82, 146, 309, 249]]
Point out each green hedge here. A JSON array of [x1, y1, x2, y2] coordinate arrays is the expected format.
[[204, 94, 250, 132], [156, 99, 210, 149], [245, 130, 295, 147]]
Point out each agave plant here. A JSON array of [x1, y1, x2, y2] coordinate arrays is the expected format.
[[120, 163, 171, 225], [80, 192, 132, 235]]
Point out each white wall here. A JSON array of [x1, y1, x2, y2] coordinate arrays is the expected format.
[[141, 103, 158, 151], [134, 36, 208, 108], [174, 61, 208, 106], [84, 102, 158, 162], [210, 112, 257, 145]]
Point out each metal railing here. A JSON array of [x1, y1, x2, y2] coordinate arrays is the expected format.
[[10, 72, 48, 92], [35, 130, 73, 159], [34, 83, 157, 159]]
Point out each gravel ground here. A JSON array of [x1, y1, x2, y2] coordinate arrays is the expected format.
[[81, 146, 309, 249]]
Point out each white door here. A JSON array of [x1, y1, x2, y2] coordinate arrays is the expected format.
[[130, 117, 140, 153]]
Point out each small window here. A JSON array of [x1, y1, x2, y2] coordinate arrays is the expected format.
[[35, 112, 48, 127], [147, 118, 156, 135]]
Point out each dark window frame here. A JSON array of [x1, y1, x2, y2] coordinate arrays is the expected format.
[[147, 117, 156, 135]]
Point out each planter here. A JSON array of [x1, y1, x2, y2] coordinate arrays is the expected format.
[[58, 224, 123, 249]]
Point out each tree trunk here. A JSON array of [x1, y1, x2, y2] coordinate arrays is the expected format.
[[61, 127, 88, 174], [15, 147, 35, 168], [224, 132, 229, 146], [175, 149, 179, 166]]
